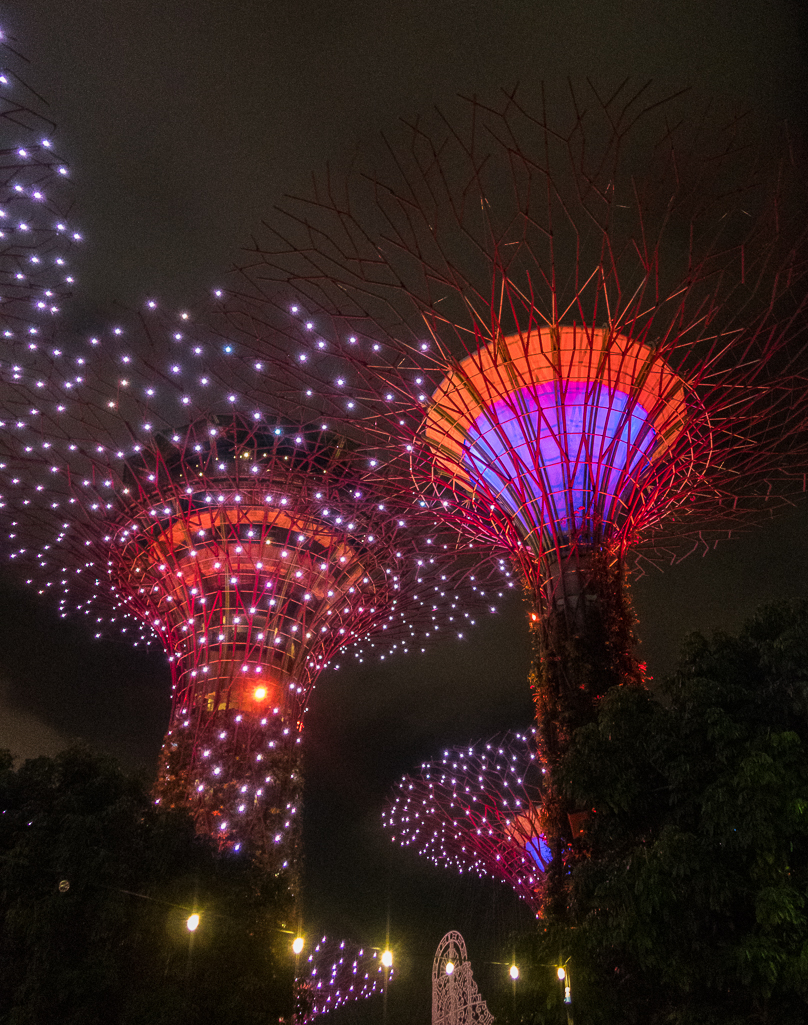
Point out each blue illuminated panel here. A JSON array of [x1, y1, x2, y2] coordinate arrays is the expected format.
[[462, 380, 656, 542], [525, 834, 552, 869]]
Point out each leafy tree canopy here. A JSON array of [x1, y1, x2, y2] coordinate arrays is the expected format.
[[495, 600, 808, 1024], [0, 746, 295, 1025]]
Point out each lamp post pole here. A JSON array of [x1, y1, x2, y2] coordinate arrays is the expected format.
[[557, 963, 573, 1025]]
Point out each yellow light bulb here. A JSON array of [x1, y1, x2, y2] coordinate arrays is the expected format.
[[381, 950, 393, 968], [186, 913, 200, 932], [557, 967, 566, 981], [510, 965, 519, 980], [445, 960, 454, 975], [254, 686, 267, 700], [292, 937, 304, 955]]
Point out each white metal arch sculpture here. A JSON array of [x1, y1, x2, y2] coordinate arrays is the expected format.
[[432, 930, 493, 1025]]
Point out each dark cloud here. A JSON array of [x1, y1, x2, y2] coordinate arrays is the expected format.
[[0, 680, 68, 761]]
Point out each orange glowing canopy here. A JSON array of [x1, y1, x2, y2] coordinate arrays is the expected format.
[[422, 325, 688, 546]]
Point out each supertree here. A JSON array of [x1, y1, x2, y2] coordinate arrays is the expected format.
[[0, 304, 506, 880], [0, 21, 80, 337], [383, 730, 549, 915], [114, 415, 416, 873], [223, 83, 808, 906]]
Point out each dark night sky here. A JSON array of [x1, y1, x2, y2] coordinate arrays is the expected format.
[[2, 2, 808, 1020]]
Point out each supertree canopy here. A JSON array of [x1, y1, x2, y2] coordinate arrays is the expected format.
[[0, 22, 80, 336], [224, 84, 808, 903], [423, 325, 687, 562], [383, 730, 548, 914], [228, 83, 808, 604], [0, 305, 505, 874]]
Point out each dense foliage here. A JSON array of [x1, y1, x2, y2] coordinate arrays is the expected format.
[[496, 601, 808, 1024], [0, 746, 295, 1025]]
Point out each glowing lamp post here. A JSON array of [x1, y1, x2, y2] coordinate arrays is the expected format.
[[557, 964, 573, 1021]]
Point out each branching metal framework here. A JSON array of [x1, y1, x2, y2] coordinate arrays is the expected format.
[[0, 23, 80, 336], [383, 730, 548, 914], [296, 936, 393, 1021], [0, 306, 506, 870], [228, 83, 808, 590], [130, 418, 420, 868]]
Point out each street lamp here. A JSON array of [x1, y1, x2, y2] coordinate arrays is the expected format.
[[186, 913, 200, 932], [381, 950, 393, 968], [292, 936, 304, 955], [510, 965, 520, 981], [556, 963, 573, 1023]]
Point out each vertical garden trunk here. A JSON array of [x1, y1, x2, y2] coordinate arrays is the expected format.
[[529, 548, 642, 918]]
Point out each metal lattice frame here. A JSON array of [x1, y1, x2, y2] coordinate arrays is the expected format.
[[227, 83, 808, 593], [114, 420, 428, 722], [384, 730, 547, 914], [128, 417, 458, 864], [221, 85, 808, 896], [0, 22, 80, 337]]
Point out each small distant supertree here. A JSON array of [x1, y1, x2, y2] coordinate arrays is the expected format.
[[0, 305, 503, 877], [226, 84, 808, 910], [297, 937, 393, 1021], [0, 22, 80, 337], [383, 730, 548, 914]]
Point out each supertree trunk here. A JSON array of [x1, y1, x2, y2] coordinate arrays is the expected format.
[[153, 704, 304, 882], [530, 549, 641, 916]]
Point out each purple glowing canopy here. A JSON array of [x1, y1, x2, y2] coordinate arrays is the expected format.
[[424, 327, 687, 554], [464, 380, 658, 541]]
